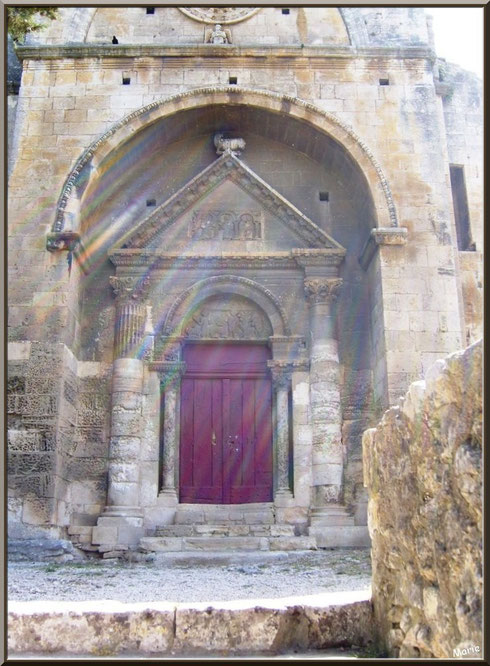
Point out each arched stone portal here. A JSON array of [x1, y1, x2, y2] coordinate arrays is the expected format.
[[66, 92, 382, 548]]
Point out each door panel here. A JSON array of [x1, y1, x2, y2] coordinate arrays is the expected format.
[[179, 344, 273, 504]]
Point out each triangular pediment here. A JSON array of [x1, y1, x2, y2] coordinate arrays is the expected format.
[[111, 152, 344, 253]]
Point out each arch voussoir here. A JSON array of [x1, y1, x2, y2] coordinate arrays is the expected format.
[[52, 86, 398, 234]]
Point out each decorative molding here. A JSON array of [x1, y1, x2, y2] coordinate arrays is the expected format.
[[109, 251, 299, 270], [304, 278, 343, 305], [49, 87, 399, 234], [358, 227, 408, 271], [179, 7, 261, 24], [164, 275, 290, 337], [112, 151, 341, 252], [109, 275, 151, 302], [292, 248, 345, 271]]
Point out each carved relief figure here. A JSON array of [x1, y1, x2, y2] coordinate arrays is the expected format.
[[188, 210, 262, 240], [205, 24, 231, 44], [213, 133, 246, 156], [181, 300, 272, 339]]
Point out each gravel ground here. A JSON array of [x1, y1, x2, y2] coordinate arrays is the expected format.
[[8, 549, 371, 604]]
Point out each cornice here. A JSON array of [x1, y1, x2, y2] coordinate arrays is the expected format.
[[15, 44, 435, 62], [109, 250, 345, 270]]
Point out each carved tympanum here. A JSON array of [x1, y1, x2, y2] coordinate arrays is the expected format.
[[189, 210, 261, 240], [181, 297, 272, 340]]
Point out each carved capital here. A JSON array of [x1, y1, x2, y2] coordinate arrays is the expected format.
[[304, 278, 342, 305], [110, 275, 151, 303], [267, 361, 293, 391], [150, 362, 187, 390]]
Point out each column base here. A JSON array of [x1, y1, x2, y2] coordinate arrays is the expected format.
[[274, 488, 294, 508], [158, 488, 179, 506], [92, 510, 145, 550]]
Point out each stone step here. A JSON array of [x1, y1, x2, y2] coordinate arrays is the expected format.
[[140, 535, 316, 553], [175, 503, 275, 525], [155, 524, 295, 538], [310, 515, 355, 526], [308, 526, 370, 548]]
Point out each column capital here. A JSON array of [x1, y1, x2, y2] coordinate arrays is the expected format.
[[267, 360, 295, 390], [304, 277, 343, 305], [150, 362, 187, 389], [110, 275, 151, 303]]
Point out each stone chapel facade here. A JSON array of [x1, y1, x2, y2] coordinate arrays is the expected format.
[[7, 7, 482, 555]]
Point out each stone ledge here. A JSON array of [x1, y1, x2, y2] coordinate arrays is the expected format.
[[8, 591, 373, 655], [358, 227, 408, 270], [15, 43, 434, 62]]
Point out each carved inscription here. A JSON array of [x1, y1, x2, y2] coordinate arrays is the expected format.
[[182, 299, 272, 340], [188, 210, 262, 241]]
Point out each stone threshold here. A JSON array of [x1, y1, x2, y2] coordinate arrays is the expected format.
[[8, 590, 373, 656]]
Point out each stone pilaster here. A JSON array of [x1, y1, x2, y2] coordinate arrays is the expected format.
[[153, 362, 186, 504], [304, 277, 344, 505], [268, 362, 294, 505]]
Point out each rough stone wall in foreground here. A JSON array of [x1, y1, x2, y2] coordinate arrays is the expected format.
[[363, 340, 482, 658]]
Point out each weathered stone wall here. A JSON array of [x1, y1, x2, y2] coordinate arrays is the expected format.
[[363, 340, 482, 658]]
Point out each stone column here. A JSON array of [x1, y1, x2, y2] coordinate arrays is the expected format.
[[156, 362, 186, 503], [92, 275, 150, 550], [269, 362, 294, 504], [304, 277, 344, 505]]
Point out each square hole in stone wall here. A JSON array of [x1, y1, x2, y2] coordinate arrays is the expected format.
[[146, 7, 155, 14], [282, 8, 290, 14], [146, 199, 156, 207], [229, 76, 238, 85], [319, 192, 329, 202], [122, 76, 131, 85], [379, 78, 390, 86]]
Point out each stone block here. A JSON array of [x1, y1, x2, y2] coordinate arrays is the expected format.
[[312, 526, 370, 548], [140, 537, 182, 551], [269, 536, 317, 550], [182, 537, 266, 551], [91, 525, 118, 545]]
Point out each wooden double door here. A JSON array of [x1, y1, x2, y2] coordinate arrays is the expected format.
[[179, 344, 273, 504]]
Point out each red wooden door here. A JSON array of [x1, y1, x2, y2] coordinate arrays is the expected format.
[[179, 344, 273, 504]]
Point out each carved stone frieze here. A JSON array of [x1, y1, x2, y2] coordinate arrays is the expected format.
[[109, 251, 297, 270], [304, 278, 343, 305], [109, 275, 151, 302], [188, 209, 260, 240], [292, 248, 345, 270], [179, 7, 260, 24]]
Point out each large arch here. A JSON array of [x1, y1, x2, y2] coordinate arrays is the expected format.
[[52, 87, 397, 234], [164, 275, 290, 338]]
